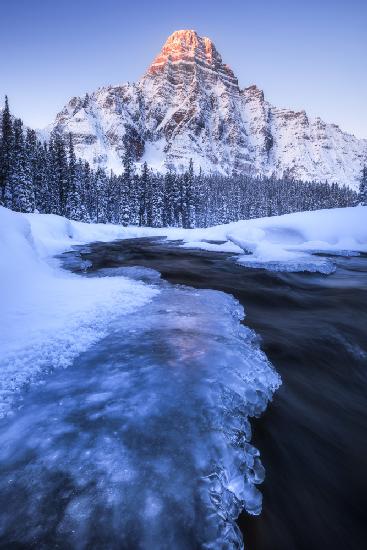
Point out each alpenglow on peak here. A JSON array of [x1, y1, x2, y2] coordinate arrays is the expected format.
[[145, 29, 239, 89], [50, 30, 367, 188]]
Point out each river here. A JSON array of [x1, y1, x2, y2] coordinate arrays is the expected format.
[[0, 237, 366, 550]]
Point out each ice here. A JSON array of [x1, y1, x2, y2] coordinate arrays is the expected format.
[[237, 258, 336, 274], [0, 207, 158, 418], [175, 207, 367, 273], [0, 205, 281, 547], [0, 282, 280, 549], [19, 206, 367, 275]]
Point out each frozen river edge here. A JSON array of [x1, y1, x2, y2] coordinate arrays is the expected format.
[[0, 238, 280, 549]]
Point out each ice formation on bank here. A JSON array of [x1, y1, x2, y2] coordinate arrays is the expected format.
[[170, 206, 367, 273], [0, 272, 280, 549], [0, 205, 284, 548], [0, 207, 158, 418]]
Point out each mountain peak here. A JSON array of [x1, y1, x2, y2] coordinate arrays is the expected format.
[[164, 29, 202, 48], [50, 32, 366, 188], [145, 29, 238, 90]]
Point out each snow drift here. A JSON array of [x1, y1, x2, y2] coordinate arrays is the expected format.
[[176, 206, 367, 273], [0, 207, 158, 418]]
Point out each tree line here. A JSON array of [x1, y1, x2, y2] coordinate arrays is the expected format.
[[0, 96, 362, 228]]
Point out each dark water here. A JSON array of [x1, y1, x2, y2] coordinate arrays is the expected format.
[[60, 238, 367, 550]]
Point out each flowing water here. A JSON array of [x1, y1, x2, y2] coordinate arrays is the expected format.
[[0, 237, 366, 550]]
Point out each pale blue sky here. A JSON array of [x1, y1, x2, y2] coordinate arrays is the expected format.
[[1, 0, 366, 137]]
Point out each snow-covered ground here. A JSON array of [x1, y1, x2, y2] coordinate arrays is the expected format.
[[0, 207, 158, 418], [178, 206, 367, 274], [25, 206, 366, 274], [1, 205, 365, 416], [29, 206, 367, 273]]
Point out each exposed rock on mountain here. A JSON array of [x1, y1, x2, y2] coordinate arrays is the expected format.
[[50, 30, 367, 189]]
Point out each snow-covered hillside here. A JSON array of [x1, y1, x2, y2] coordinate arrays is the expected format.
[[49, 30, 367, 189]]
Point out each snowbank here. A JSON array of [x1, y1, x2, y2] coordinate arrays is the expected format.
[[171, 207, 367, 273], [20, 206, 367, 276], [0, 207, 158, 418]]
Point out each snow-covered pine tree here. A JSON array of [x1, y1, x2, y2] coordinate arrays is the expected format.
[[129, 172, 140, 225], [138, 161, 149, 226], [51, 131, 69, 216], [9, 118, 35, 213], [359, 165, 367, 206], [25, 128, 41, 212], [162, 171, 175, 227], [45, 139, 60, 214], [0, 96, 14, 206], [120, 150, 133, 226], [170, 174, 182, 227], [65, 134, 86, 220], [181, 159, 195, 228], [150, 172, 163, 227], [94, 167, 108, 223], [33, 141, 50, 213]]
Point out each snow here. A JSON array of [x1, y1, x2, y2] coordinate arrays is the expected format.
[[0, 206, 283, 547], [22, 206, 367, 277], [47, 31, 367, 188], [0, 207, 158, 418], [163, 206, 367, 273], [3, 204, 362, 545], [1, 204, 365, 416]]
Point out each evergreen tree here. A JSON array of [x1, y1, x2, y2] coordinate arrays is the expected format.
[[9, 119, 35, 212], [138, 162, 149, 226], [65, 134, 85, 220], [359, 165, 367, 206], [51, 131, 69, 216], [94, 167, 108, 223], [162, 171, 175, 227], [0, 96, 14, 205], [150, 172, 163, 227], [120, 149, 134, 226]]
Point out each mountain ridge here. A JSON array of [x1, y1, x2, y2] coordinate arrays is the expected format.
[[48, 30, 367, 189]]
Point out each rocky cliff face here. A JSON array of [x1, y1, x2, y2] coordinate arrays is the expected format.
[[50, 30, 367, 189]]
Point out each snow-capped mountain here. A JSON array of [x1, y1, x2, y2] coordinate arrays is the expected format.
[[49, 30, 366, 189]]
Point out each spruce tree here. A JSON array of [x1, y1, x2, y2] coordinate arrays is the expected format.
[[138, 162, 149, 226], [120, 149, 133, 226], [162, 171, 175, 227], [10, 119, 35, 212], [0, 96, 14, 205], [359, 165, 367, 206], [94, 167, 108, 223], [65, 134, 84, 220], [52, 131, 69, 216]]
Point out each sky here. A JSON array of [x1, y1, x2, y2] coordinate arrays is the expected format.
[[1, 0, 366, 138]]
